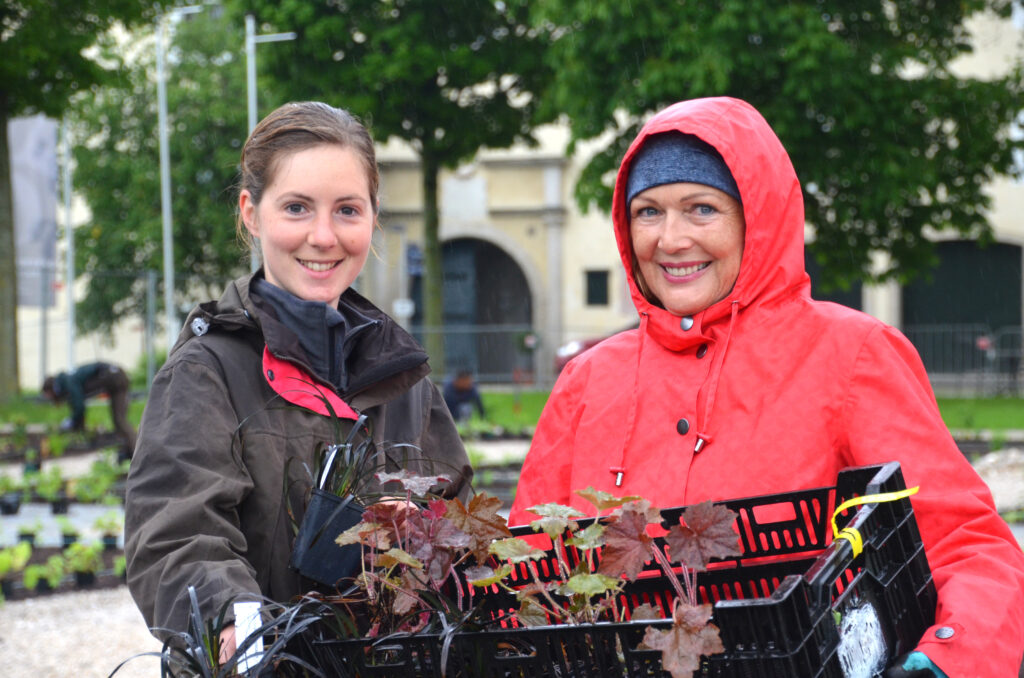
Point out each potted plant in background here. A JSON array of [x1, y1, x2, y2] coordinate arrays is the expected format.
[[17, 519, 43, 547], [23, 554, 65, 594], [56, 516, 81, 547], [0, 474, 23, 515], [64, 541, 104, 588], [35, 465, 69, 514], [95, 510, 123, 550], [0, 542, 32, 601]]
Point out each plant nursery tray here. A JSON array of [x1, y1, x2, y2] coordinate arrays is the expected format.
[[306, 462, 936, 678]]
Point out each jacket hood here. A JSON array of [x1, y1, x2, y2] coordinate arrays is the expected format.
[[613, 97, 810, 350]]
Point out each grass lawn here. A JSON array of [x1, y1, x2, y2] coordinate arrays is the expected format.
[[4, 390, 1024, 441], [936, 397, 1024, 433]]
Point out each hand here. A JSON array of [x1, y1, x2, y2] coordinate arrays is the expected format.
[[886, 652, 946, 678], [219, 624, 236, 666]]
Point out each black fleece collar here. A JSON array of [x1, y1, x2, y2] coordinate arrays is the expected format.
[[251, 278, 379, 392]]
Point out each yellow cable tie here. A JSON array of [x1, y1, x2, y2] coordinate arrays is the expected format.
[[830, 486, 920, 559]]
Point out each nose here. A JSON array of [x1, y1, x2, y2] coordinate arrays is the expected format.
[[658, 211, 695, 252], [307, 211, 337, 249]]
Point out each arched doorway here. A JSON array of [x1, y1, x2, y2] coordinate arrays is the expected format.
[[411, 238, 533, 382]]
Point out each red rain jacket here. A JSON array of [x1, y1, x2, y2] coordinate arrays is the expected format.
[[510, 97, 1024, 675]]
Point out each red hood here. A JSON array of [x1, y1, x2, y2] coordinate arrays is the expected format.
[[612, 97, 810, 351]]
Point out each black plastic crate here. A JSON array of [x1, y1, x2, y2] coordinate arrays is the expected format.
[[307, 462, 936, 677]]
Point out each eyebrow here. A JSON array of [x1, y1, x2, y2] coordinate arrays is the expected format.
[[278, 191, 368, 204]]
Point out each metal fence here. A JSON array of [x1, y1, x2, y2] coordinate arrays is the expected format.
[[904, 324, 1023, 397]]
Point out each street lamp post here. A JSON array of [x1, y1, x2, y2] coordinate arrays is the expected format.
[[245, 15, 296, 272], [156, 4, 203, 352]]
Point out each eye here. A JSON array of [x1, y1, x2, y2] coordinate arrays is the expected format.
[[633, 205, 660, 219], [338, 205, 359, 217], [694, 204, 718, 217], [284, 202, 306, 215]]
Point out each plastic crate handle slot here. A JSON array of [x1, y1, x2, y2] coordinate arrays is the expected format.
[[830, 486, 919, 558]]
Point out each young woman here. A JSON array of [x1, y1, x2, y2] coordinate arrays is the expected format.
[[124, 102, 472, 655], [510, 97, 1024, 676]]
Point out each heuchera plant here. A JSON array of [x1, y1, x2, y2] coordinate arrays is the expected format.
[[334, 474, 742, 678]]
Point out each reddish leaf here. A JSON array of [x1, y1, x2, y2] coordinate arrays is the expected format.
[[445, 493, 513, 564], [376, 470, 451, 496], [597, 508, 653, 581], [642, 603, 724, 678], [665, 502, 740, 571]]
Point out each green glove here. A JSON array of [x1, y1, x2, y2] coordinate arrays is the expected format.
[[885, 652, 948, 678]]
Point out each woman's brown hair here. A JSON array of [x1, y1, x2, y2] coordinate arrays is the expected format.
[[236, 101, 379, 251]]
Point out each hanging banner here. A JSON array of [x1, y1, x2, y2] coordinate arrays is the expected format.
[[9, 114, 59, 308]]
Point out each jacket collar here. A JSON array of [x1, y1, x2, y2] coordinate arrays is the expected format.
[[177, 271, 432, 406]]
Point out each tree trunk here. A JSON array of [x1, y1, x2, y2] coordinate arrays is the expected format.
[[0, 95, 21, 403], [420, 152, 446, 377]]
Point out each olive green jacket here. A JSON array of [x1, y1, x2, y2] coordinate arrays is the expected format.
[[124, 272, 471, 639]]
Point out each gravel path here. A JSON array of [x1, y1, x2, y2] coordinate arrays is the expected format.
[[0, 586, 162, 678]]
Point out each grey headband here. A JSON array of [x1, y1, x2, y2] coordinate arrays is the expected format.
[[625, 132, 741, 208]]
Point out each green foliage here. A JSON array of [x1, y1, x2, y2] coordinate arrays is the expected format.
[[33, 465, 65, 502], [17, 519, 43, 540], [0, 0, 155, 404], [0, 542, 32, 579], [69, 9, 251, 336], [531, 0, 1024, 290], [94, 510, 124, 537], [56, 516, 80, 538], [64, 541, 104, 574], [938, 397, 1024, 433], [23, 555, 66, 591]]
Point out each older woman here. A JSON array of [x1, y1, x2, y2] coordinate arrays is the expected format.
[[510, 97, 1024, 676]]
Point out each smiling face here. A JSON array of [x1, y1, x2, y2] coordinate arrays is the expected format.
[[629, 182, 745, 317], [240, 144, 374, 308]]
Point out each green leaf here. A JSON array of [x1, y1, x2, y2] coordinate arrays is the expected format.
[[374, 548, 422, 569], [565, 522, 606, 551], [489, 537, 547, 563], [575, 486, 642, 511], [566, 572, 621, 596], [465, 563, 512, 587]]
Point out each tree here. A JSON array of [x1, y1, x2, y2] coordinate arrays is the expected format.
[[0, 1, 152, 401], [70, 9, 250, 337], [531, 0, 1024, 291], [232, 0, 553, 375]]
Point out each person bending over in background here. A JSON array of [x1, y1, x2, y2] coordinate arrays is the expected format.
[[510, 96, 1024, 677], [42, 361, 137, 458]]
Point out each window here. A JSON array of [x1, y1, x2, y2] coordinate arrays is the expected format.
[[585, 270, 609, 306]]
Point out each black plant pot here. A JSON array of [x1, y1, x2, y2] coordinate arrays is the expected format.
[[102, 535, 119, 551], [0, 579, 13, 599], [289, 490, 364, 588], [0, 492, 21, 515], [17, 534, 35, 547], [51, 492, 70, 515], [62, 534, 78, 548], [74, 571, 96, 588]]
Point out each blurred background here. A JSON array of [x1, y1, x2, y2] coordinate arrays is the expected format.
[[2, 1, 1023, 400]]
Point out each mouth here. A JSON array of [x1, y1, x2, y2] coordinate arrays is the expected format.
[[662, 262, 709, 276], [299, 259, 340, 273]]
